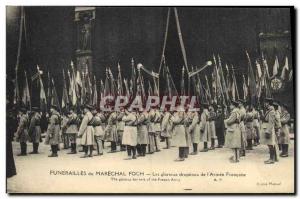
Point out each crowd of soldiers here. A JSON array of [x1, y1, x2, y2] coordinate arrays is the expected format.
[[14, 97, 292, 164]]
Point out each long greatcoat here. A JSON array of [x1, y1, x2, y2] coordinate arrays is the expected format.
[[93, 113, 105, 139], [15, 114, 30, 143], [78, 111, 95, 146], [208, 110, 217, 140], [199, 109, 209, 142], [122, 113, 138, 146], [137, 112, 149, 144], [65, 112, 79, 135], [188, 113, 200, 144], [279, 110, 291, 144], [260, 106, 276, 146], [171, 112, 188, 147], [224, 108, 242, 149], [104, 112, 118, 142], [161, 112, 173, 138], [239, 107, 247, 148], [45, 111, 61, 145], [28, 112, 42, 143], [245, 111, 255, 140]]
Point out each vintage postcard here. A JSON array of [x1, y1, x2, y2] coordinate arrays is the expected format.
[[6, 6, 295, 194]]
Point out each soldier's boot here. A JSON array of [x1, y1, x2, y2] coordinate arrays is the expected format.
[[209, 139, 215, 150], [200, 142, 208, 152], [280, 144, 289, 157], [29, 143, 38, 154], [175, 147, 185, 161], [274, 145, 279, 162], [154, 135, 161, 152], [246, 139, 253, 150], [239, 149, 246, 157], [49, 145, 58, 157], [141, 144, 147, 156], [88, 146, 93, 157], [136, 144, 142, 156], [191, 143, 198, 155], [98, 142, 103, 155], [184, 147, 189, 158], [67, 143, 75, 154], [264, 146, 274, 164], [18, 142, 27, 156], [132, 146, 137, 159], [109, 142, 117, 153], [160, 134, 165, 142], [80, 146, 89, 158], [125, 145, 132, 160], [120, 145, 126, 151]]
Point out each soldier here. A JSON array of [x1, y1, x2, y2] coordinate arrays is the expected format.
[[45, 105, 61, 157], [188, 109, 200, 155], [171, 106, 187, 161], [183, 109, 192, 158], [199, 103, 209, 152], [65, 108, 79, 154], [92, 108, 105, 156], [215, 105, 225, 148], [161, 108, 172, 149], [136, 108, 149, 156], [245, 105, 255, 150], [147, 108, 156, 154], [104, 110, 118, 153], [60, 111, 69, 149], [208, 104, 217, 150], [279, 103, 291, 157], [260, 98, 277, 164], [153, 108, 162, 152], [273, 102, 282, 154], [224, 100, 241, 163], [252, 106, 261, 146], [78, 104, 95, 158], [122, 108, 138, 160], [15, 107, 29, 156], [238, 100, 247, 157], [117, 108, 126, 151], [28, 107, 42, 154]]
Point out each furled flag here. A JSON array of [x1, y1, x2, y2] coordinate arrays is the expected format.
[[92, 76, 98, 107], [280, 56, 289, 80], [61, 70, 69, 109], [256, 60, 262, 79], [262, 52, 270, 79], [117, 63, 124, 96], [272, 56, 279, 77], [22, 70, 31, 108], [242, 75, 248, 101], [37, 66, 47, 112], [51, 78, 61, 112], [180, 66, 185, 96]]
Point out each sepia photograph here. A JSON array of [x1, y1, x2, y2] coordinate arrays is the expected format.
[[6, 6, 295, 194]]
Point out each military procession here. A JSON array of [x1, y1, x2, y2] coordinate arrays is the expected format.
[[11, 51, 293, 165]]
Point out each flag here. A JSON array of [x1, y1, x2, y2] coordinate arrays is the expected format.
[[131, 58, 136, 96], [61, 70, 69, 109], [231, 65, 240, 100], [51, 78, 61, 112], [280, 56, 289, 80], [180, 66, 185, 96], [256, 60, 262, 79], [117, 63, 124, 96], [22, 70, 30, 108], [246, 51, 257, 105], [262, 52, 270, 79], [148, 80, 153, 96], [242, 75, 248, 101], [92, 76, 98, 107], [272, 56, 279, 77]]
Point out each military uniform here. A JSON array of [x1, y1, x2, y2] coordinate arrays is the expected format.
[[238, 104, 247, 156], [15, 112, 29, 155], [28, 111, 42, 154], [188, 111, 200, 155], [260, 103, 277, 164], [78, 108, 95, 157], [252, 108, 260, 145], [199, 108, 209, 151], [45, 109, 61, 157], [61, 114, 69, 149], [215, 107, 225, 148], [147, 109, 156, 153], [136, 111, 149, 156], [161, 111, 173, 149], [245, 110, 255, 150], [279, 108, 290, 157], [153, 109, 162, 151], [208, 107, 217, 149], [93, 112, 105, 155], [122, 111, 138, 159], [224, 105, 241, 163], [171, 110, 187, 161], [65, 111, 79, 154], [117, 111, 126, 151], [104, 112, 118, 152]]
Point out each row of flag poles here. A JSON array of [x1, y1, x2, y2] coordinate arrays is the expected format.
[[14, 52, 292, 113]]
